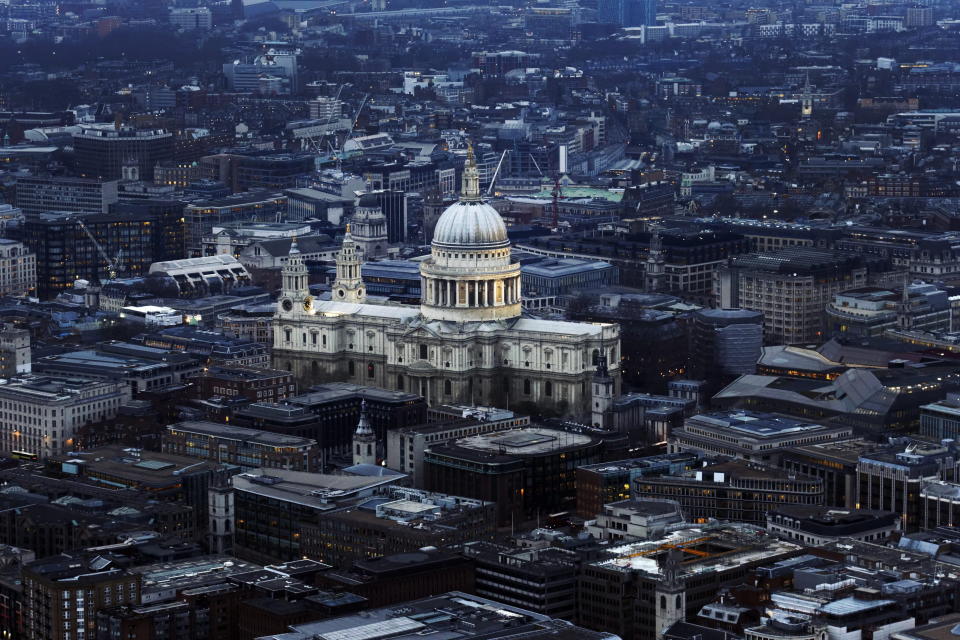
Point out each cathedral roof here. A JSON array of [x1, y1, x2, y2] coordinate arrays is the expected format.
[[432, 200, 509, 250], [432, 143, 510, 251]]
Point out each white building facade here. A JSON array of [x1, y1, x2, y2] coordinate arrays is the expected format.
[[273, 148, 621, 416]]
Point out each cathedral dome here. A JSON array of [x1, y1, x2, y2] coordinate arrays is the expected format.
[[432, 200, 509, 249]]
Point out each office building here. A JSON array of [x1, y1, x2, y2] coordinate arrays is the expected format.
[[463, 542, 580, 621], [586, 499, 685, 542], [687, 308, 763, 381], [363, 189, 409, 244], [905, 6, 934, 28], [184, 191, 287, 255], [717, 248, 869, 344], [766, 505, 900, 545], [0, 325, 31, 376], [858, 439, 960, 531], [521, 258, 619, 297], [309, 96, 342, 122], [0, 375, 130, 459], [223, 48, 298, 94], [192, 366, 295, 404], [21, 210, 163, 299], [23, 553, 141, 640], [635, 459, 824, 525], [668, 411, 853, 464], [33, 341, 200, 394], [14, 175, 118, 216], [163, 421, 320, 471], [825, 284, 951, 338], [578, 524, 801, 640], [424, 426, 606, 525], [920, 393, 960, 441], [231, 467, 406, 564], [0, 240, 35, 297], [575, 453, 701, 518], [263, 592, 615, 640], [235, 153, 315, 191], [598, 0, 657, 26], [284, 188, 352, 224], [73, 125, 174, 181], [168, 6, 212, 29], [386, 405, 528, 487], [780, 439, 867, 509], [300, 486, 496, 568]]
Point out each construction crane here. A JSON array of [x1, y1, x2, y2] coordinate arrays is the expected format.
[[75, 218, 122, 281], [486, 150, 508, 196]]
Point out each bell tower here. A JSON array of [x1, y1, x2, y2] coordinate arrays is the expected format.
[[278, 237, 311, 315], [332, 225, 366, 304]]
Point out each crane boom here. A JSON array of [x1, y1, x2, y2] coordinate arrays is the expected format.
[[75, 218, 118, 280], [486, 150, 508, 196]]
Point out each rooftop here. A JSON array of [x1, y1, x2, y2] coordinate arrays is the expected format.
[[166, 421, 317, 449]]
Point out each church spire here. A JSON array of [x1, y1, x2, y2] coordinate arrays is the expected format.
[[461, 143, 481, 202], [352, 399, 376, 466]]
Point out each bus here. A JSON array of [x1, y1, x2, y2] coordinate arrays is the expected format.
[[11, 450, 38, 461]]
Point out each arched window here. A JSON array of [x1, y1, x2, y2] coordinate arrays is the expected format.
[[660, 596, 666, 610], [420, 344, 428, 360], [545, 381, 553, 397], [348, 361, 355, 376], [676, 595, 681, 609], [367, 363, 375, 378], [592, 349, 600, 366], [397, 375, 404, 390], [523, 379, 531, 395], [444, 380, 452, 395], [284, 329, 292, 343]]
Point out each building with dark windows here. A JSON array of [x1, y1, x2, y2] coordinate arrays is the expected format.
[[577, 524, 802, 640], [234, 383, 427, 461], [364, 189, 409, 243], [521, 258, 619, 297], [423, 426, 606, 525], [235, 153, 315, 191], [300, 487, 495, 568], [14, 175, 118, 216], [73, 125, 175, 181], [183, 191, 287, 256], [688, 308, 763, 384], [858, 439, 960, 531], [668, 411, 853, 464], [575, 453, 702, 519], [766, 505, 900, 545], [20, 210, 166, 299], [192, 366, 295, 404], [230, 468, 407, 564], [23, 553, 141, 640], [597, 0, 657, 26], [780, 438, 867, 509], [634, 459, 824, 525], [462, 542, 580, 621], [163, 421, 320, 471]]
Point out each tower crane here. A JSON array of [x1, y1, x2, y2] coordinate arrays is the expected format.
[[74, 218, 123, 281]]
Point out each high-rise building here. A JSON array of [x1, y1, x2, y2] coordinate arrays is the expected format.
[[905, 5, 934, 28], [20, 210, 163, 299], [15, 175, 119, 216], [168, 6, 212, 30], [598, 0, 657, 26], [716, 248, 869, 344], [688, 308, 763, 381], [73, 125, 175, 181]]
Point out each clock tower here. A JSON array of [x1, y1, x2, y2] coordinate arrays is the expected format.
[[332, 225, 366, 304], [279, 237, 311, 316]]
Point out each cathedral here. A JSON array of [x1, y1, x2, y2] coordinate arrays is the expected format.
[[272, 148, 621, 418]]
